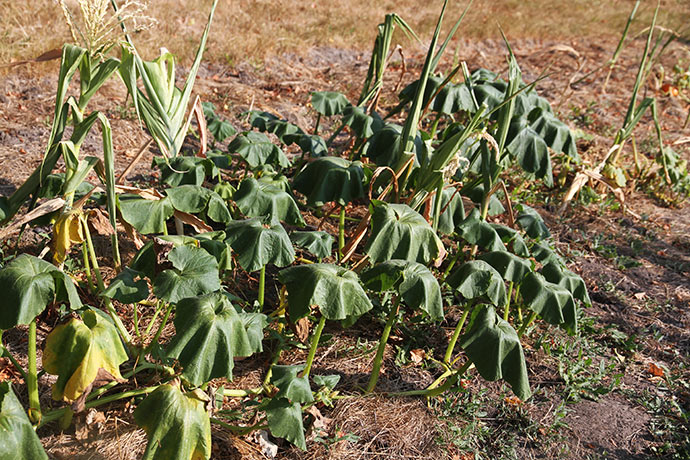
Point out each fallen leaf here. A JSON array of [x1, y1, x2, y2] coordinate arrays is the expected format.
[[410, 348, 426, 364], [633, 292, 647, 300], [504, 396, 523, 406], [648, 363, 665, 377], [293, 317, 311, 343], [253, 430, 278, 459]]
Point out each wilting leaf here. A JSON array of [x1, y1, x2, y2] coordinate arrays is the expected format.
[[153, 246, 221, 303], [234, 177, 304, 226], [166, 293, 266, 386], [0, 254, 81, 329], [43, 310, 127, 402], [135, 385, 212, 460], [530, 241, 564, 266], [265, 398, 306, 450], [528, 108, 579, 160], [228, 131, 290, 169], [311, 91, 349, 116], [225, 218, 295, 272], [361, 260, 443, 320], [289, 231, 334, 259], [103, 267, 150, 304], [293, 157, 367, 207], [478, 251, 532, 283], [52, 210, 85, 265], [455, 209, 507, 252], [366, 201, 444, 265], [506, 118, 553, 186], [166, 185, 231, 225], [364, 123, 428, 168], [269, 365, 313, 404], [540, 262, 591, 306], [460, 305, 531, 400], [446, 260, 507, 306], [521, 272, 578, 334], [278, 264, 372, 321], [515, 205, 550, 240], [152, 156, 219, 187], [432, 187, 465, 235], [119, 195, 174, 235], [491, 224, 530, 257], [0, 382, 49, 460], [341, 104, 377, 138]]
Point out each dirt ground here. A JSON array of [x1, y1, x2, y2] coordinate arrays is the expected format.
[[1, 26, 690, 460]]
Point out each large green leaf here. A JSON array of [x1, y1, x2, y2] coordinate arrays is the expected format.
[[520, 272, 578, 334], [166, 293, 266, 386], [292, 157, 367, 207], [455, 209, 507, 252], [361, 260, 443, 320], [265, 398, 306, 450], [460, 305, 531, 400], [515, 205, 550, 240], [506, 118, 553, 186], [364, 123, 428, 168], [477, 251, 532, 283], [366, 201, 444, 265], [269, 364, 313, 404], [311, 91, 349, 116], [278, 264, 372, 321], [153, 246, 221, 303], [135, 385, 212, 460], [152, 156, 219, 187], [118, 195, 174, 235], [234, 177, 304, 226], [43, 310, 128, 402], [540, 263, 591, 307], [528, 108, 579, 160], [530, 241, 564, 266], [341, 104, 379, 138], [0, 254, 81, 329], [102, 267, 150, 304], [432, 187, 465, 235], [0, 382, 48, 460], [491, 224, 530, 257], [284, 133, 328, 157], [225, 218, 295, 272], [289, 231, 334, 259], [446, 260, 507, 306], [166, 185, 231, 224], [228, 131, 290, 169]]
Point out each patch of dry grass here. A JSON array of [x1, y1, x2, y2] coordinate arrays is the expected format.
[[1, 0, 688, 73]]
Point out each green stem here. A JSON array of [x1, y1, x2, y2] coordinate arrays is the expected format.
[[144, 300, 165, 337], [443, 302, 472, 364], [133, 304, 142, 339], [442, 247, 463, 280], [432, 183, 444, 233], [258, 265, 266, 308], [211, 418, 268, 435], [82, 217, 132, 345], [81, 242, 96, 294], [146, 303, 173, 355], [302, 315, 326, 379], [27, 319, 41, 425], [40, 385, 159, 428], [429, 111, 443, 139], [517, 311, 538, 338], [366, 297, 400, 393], [338, 205, 346, 261], [504, 281, 514, 321], [313, 113, 321, 135]]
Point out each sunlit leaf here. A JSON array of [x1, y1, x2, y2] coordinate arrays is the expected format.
[[225, 218, 295, 272], [0, 382, 49, 460], [293, 157, 367, 207], [446, 260, 506, 306], [153, 246, 221, 303]]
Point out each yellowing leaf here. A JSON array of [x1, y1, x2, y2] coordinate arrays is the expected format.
[[43, 310, 127, 402], [52, 211, 84, 265]]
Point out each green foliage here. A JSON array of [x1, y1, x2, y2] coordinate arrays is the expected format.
[[293, 157, 367, 207], [0, 254, 81, 329], [166, 293, 266, 386], [265, 398, 307, 450], [0, 382, 48, 460], [366, 201, 444, 265], [279, 263, 373, 321], [290, 231, 334, 259], [461, 305, 531, 400], [134, 385, 212, 460], [521, 272, 578, 334], [361, 260, 443, 320], [228, 131, 290, 169], [270, 365, 314, 404], [225, 218, 295, 272], [477, 251, 532, 283], [234, 177, 305, 226], [153, 246, 221, 303], [311, 91, 349, 116], [455, 209, 507, 252], [152, 156, 219, 186], [446, 260, 507, 307]]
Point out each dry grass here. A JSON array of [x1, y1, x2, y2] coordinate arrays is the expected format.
[[1, 0, 689, 73]]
